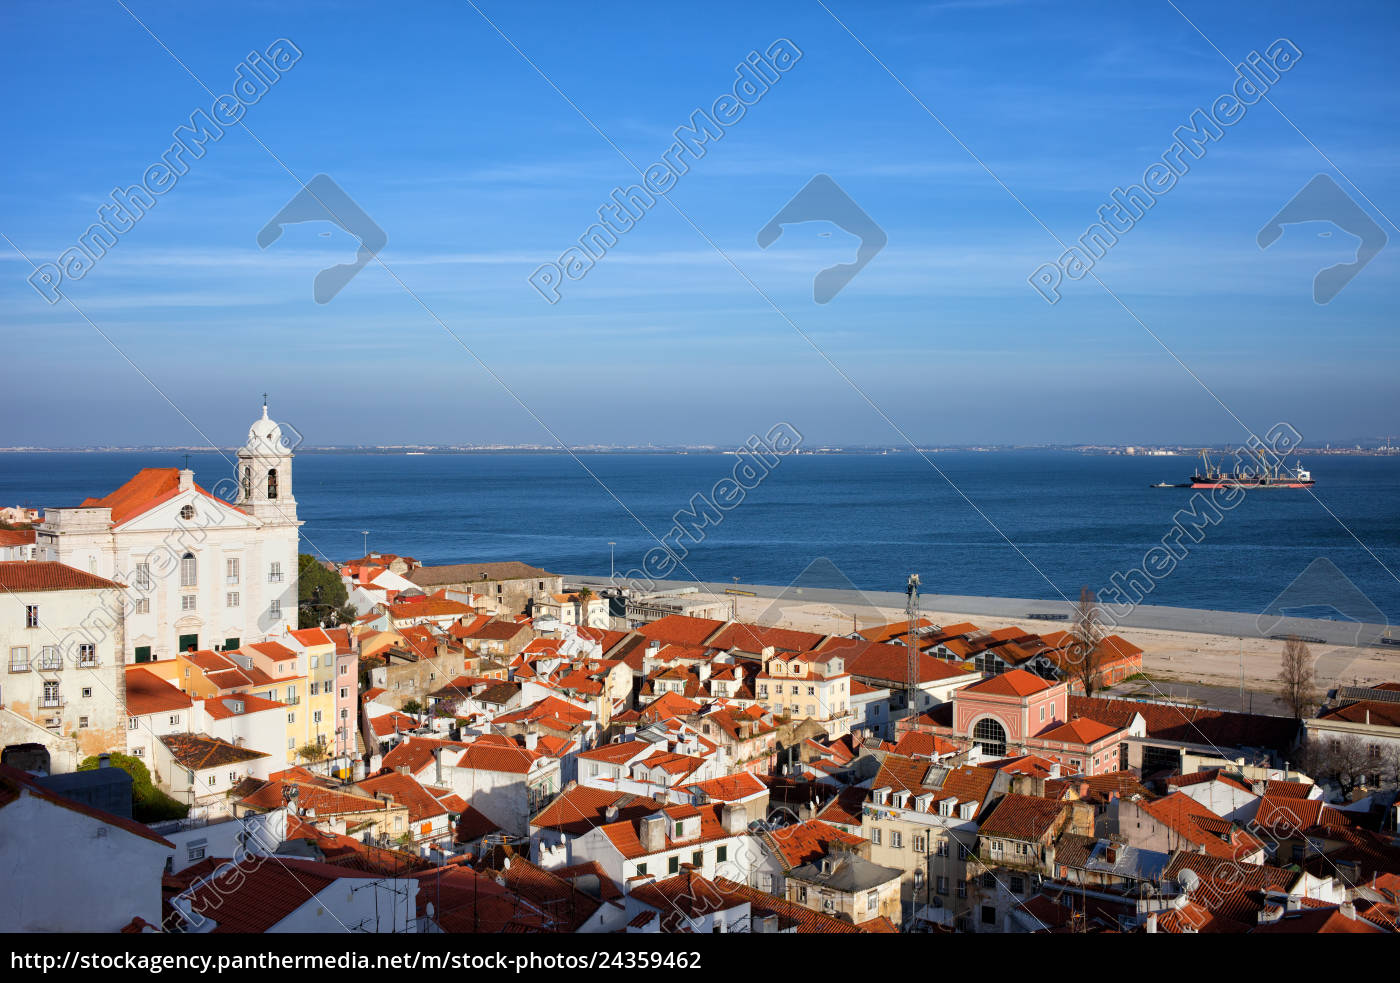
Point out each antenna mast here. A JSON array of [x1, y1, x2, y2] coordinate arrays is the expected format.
[[906, 574, 920, 723]]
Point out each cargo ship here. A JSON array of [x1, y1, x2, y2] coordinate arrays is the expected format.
[[1154, 449, 1314, 488]]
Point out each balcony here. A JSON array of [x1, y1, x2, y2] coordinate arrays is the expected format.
[[268, 573, 284, 584], [39, 696, 65, 709]]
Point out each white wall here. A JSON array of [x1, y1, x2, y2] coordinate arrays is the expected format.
[[0, 790, 170, 932]]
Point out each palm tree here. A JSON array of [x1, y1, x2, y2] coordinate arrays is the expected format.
[[575, 587, 594, 628]]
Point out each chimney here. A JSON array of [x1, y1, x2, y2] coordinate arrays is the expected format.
[[1340, 901, 1357, 920], [98, 753, 110, 769], [178, 469, 194, 492], [639, 815, 666, 854], [433, 746, 443, 785], [721, 802, 746, 835], [1144, 912, 1157, 934], [604, 804, 620, 823]]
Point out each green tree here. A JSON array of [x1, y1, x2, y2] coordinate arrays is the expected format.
[[298, 553, 349, 629], [297, 738, 329, 764], [78, 752, 189, 823]]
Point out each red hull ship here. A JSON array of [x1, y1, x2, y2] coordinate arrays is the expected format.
[[1187, 449, 1313, 488], [1153, 450, 1314, 489]]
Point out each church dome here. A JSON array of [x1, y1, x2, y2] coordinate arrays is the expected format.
[[246, 402, 285, 452]]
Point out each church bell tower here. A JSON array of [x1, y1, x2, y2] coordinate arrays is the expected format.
[[237, 396, 299, 526]]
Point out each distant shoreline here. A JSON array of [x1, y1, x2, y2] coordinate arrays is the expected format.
[[2, 446, 1397, 457]]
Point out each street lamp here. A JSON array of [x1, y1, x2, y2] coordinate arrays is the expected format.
[[361, 530, 369, 556]]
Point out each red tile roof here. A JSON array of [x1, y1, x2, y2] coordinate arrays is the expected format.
[[201, 693, 285, 719], [79, 467, 246, 527], [494, 856, 604, 933], [240, 780, 386, 816], [764, 819, 865, 870], [635, 615, 726, 647], [684, 771, 767, 802], [710, 622, 828, 653], [892, 730, 959, 759], [839, 640, 975, 686], [177, 856, 385, 932], [412, 865, 551, 934], [380, 736, 468, 775], [530, 786, 664, 837], [577, 739, 652, 765], [456, 804, 503, 842], [1036, 715, 1120, 745], [1045, 770, 1154, 805], [0, 560, 122, 593], [124, 667, 193, 717], [599, 804, 736, 859], [161, 733, 268, 770], [963, 669, 1054, 697], [1139, 792, 1264, 859], [0, 528, 36, 547], [456, 740, 544, 775], [1319, 699, 1400, 728], [1068, 696, 1300, 753], [979, 793, 1066, 841], [857, 619, 937, 644], [356, 772, 451, 824], [388, 598, 474, 619], [710, 877, 869, 933]]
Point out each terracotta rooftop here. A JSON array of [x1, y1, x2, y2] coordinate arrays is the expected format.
[[635, 614, 727, 647], [1069, 695, 1300, 753], [124, 667, 193, 717], [0, 560, 122, 593], [161, 733, 268, 770], [963, 669, 1055, 698], [408, 561, 557, 586], [979, 793, 1066, 841], [530, 785, 663, 837]]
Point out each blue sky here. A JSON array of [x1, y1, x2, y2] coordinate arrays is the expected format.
[[2, 0, 1397, 448]]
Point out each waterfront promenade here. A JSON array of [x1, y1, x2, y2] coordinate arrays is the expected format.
[[568, 574, 1400, 703]]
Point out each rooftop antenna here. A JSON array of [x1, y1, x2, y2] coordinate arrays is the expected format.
[[906, 574, 921, 723]]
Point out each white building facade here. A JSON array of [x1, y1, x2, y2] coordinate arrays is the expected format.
[[36, 403, 302, 666]]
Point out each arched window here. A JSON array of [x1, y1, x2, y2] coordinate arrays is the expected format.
[[973, 717, 1007, 758], [241, 466, 252, 499], [180, 552, 197, 588], [267, 468, 278, 499]]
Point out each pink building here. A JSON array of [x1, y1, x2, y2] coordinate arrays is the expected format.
[[943, 669, 1129, 777], [326, 627, 360, 773]]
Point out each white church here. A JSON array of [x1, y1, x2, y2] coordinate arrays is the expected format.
[[37, 402, 302, 664]]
